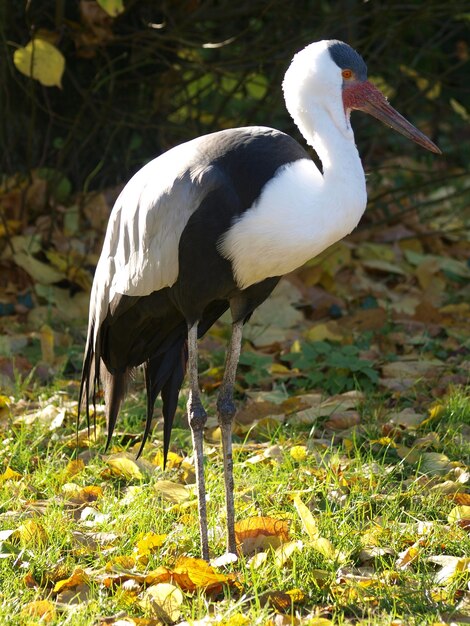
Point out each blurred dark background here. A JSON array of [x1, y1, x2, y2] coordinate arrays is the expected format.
[[0, 0, 469, 229]]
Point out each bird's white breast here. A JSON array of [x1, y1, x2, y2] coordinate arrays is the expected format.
[[219, 157, 367, 289]]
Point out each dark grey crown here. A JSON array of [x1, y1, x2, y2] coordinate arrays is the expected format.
[[327, 40, 368, 81]]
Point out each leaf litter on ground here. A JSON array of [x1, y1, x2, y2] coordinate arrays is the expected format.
[[0, 162, 469, 624]]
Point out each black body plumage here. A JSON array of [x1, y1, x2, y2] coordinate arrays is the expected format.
[[79, 127, 309, 462]]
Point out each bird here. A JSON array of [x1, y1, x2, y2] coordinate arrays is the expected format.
[[79, 39, 440, 560]]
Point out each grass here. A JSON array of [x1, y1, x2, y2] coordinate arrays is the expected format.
[[0, 379, 469, 625]]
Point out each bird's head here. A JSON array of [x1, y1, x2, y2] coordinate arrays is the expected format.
[[283, 40, 441, 154]]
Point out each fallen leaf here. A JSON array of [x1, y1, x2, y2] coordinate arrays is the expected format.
[[428, 555, 470, 585], [106, 454, 144, 480], [21, 599, 56, 622], [140, 582, 183, 622], [234, 516, 289, 555], [294, 496, 343, 561], [448, 505, 470, 525], [171, 556, 235, 592], [53, 568, 89, 593], [274, 540, 303, 567], [0, 467, 22, 482], [17, 519, 47, 546], [134, 531, 167, 557], [293, 497, 320, 541], [97, 0, 126, 17], [154, 480, 191, 504], [396, 543, 421, 570]]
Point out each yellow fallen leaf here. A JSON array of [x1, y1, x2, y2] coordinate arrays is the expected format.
[[107, 455, 143, 480], [153, 449, 184, 469], [154, 480, 190, 503], [294, 497, 344, 562], [310, 536, 339, 561], [222, 614, 251, 626], [134, 531, 167, 557], [396, 544, 420, 570], [53, 568, 89, 593], [140, 582, 183, 622], [448, 505, 470, 524], [172, 556, 235, 592], [259, 588, 304, 612], [13, 38, 65, 87], [65, 425, 101, 448], [293, 496, 320, 541], [305, 321, 343, 342], [370, 436, 397, 448], [17, 519, 47, 546], [63, 459, 85, 479], [40, 324, 55, 364], [274, 540, 303, 567], [0, 466, 22, 482], [0, 395, 11, 408], [21, 599, 56, 622], [105, 555, 136, 571]]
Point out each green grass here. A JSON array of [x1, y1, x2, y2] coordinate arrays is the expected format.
[[0, 383, 469, 625]]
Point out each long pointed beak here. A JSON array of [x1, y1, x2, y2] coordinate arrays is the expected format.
[[344, 81, 441, 154]]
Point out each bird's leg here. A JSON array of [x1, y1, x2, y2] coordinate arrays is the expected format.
[[187, 323, 209, 560], [216, 319, 243, 554]]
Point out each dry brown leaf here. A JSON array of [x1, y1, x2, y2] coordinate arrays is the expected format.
[[448, 493, 470, 506], [324, 411, 360, 430], [234, 516, 289, 555], [388, 408, 424, 430]]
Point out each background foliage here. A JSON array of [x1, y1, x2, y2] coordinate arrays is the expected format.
[[2, 0, 469, 192]]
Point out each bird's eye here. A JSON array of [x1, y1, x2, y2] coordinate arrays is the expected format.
[[342, 69, 353, 79]]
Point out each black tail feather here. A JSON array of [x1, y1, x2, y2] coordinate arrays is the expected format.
[[161, 339, 188, 466], [136, 336, 188, 461], [102, 365, 129, 451], [78, 330, 95, 437]]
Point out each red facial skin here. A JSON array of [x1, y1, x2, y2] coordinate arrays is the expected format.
[[342, 80, 441, 154]]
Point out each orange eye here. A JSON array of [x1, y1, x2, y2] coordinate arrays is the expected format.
[[342, 69, 353, 79]]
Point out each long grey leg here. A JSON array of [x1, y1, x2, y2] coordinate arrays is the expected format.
[[187, 323, 209, 560], [217, 319, 243, 554]]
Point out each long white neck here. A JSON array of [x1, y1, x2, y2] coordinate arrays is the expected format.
[[220, 72, 368, 290]]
